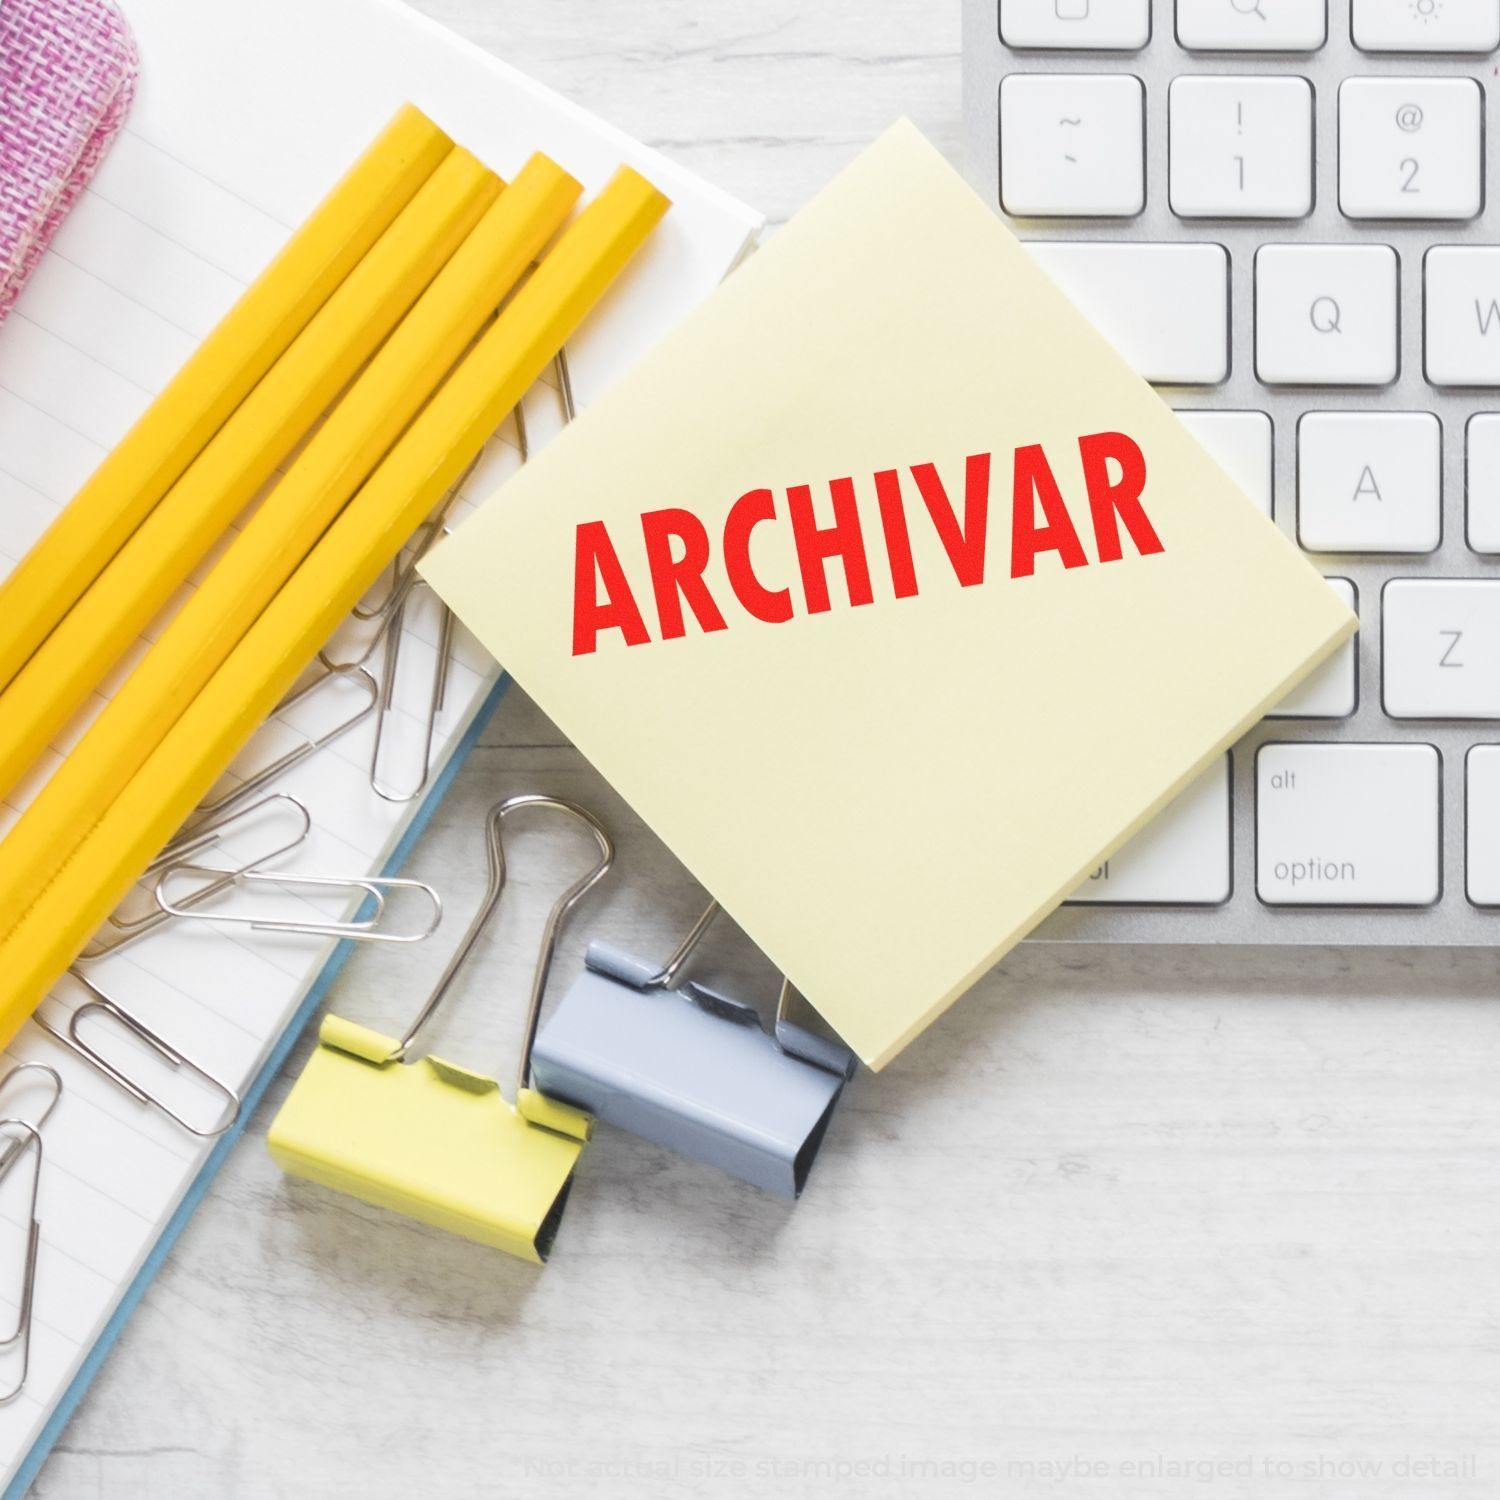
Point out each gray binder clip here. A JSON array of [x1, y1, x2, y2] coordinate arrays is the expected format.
[[531, 900, 856, 1198]]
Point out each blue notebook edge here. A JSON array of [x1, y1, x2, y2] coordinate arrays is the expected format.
[[6, 675, 511, 1499]]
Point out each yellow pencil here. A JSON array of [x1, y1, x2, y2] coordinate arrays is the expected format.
[[0, 104, 451, 697], [0, 146, 501, 803], [0, 154, 583, 943], [0, 166, 670, 1042]]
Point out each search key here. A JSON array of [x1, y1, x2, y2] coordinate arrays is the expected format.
[[1001, 0, 1150, 49], [1177, 0, 1327, 51], [1255, 244, 1399, 386]]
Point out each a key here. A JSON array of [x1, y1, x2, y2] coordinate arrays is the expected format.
[[1001, 0, 1151, 49], [1467, 415, 1500, 552], [1255, 244, 1398, 386], [1465, 747, 1500, 904], [1028, 242, 1228, 384], [1383, 579, 1500, 718], [1169, 76, 1313, 220], [1426, 247, 1500, 387], [1297, 411, 1440, 552], [1269, 578, 1357, 717], [1069, 757, 1230, 905], [1177, 0, 1327, 52], [1353, 0, 1500, 53], [1001, 74, 1145, 217], [1339, 78, 1482, 221], [1174, 409, 1272, 515], [1256, 742, 1440, 906]]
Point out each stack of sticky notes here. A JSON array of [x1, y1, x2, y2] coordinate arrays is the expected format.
[[423, 120, 1354, 1069]]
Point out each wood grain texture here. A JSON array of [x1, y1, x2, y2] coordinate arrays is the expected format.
[[33, 4, 1500, 1497]]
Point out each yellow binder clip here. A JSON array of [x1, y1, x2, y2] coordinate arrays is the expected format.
[[267, 794, 614, 1263]]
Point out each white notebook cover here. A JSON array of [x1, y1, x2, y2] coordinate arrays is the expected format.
[[0, 0, 761, 1489]]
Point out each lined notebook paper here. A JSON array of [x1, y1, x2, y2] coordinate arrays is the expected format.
[[0, 0, 760, 1485]]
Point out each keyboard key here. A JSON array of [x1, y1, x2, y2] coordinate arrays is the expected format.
[[1384, 579, 1500, 718], [1467, 415, 1500, 552], [1174, 409, 1272, 515], [1465, 747, 1500, 904], [1338, 78, 1483, 221], [1028, 242, 1229, 383], [1255, 244, 1398, 386], [1177, 0, 1326, 51], [1269, 578, 1357, 717], [1353, 0, 1500, 53], [1001, 75, 1145, 217], [1001, 0, 1151, 49], [1257, 743, 1440, 906], [1297, 411, 1440, 552], [1426, 247, 1500, 386], [1169, 75, 1314, 219], [1070, 757, 1230, 905]]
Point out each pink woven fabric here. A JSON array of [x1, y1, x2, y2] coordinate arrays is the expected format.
[[0, 0, 138, 321]]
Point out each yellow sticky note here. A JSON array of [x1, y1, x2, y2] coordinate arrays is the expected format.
[[421, 121, 1354, 1070]]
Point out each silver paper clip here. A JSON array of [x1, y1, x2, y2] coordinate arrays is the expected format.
[[193, 662, 377, 824], [555, 346, 577, 423], [324, 453, 478, 800], [360, 349, 573, 804], [511, 347, 575, 457], [38, 973, 240, 1138], [531, 899, 856, 1198], [368, 578, 454, 805], [0, 1063, 61, 1176], [153, 862, 442, 945], [321, 452, 479, 675], [0, 1120, 42, 1405], [79, 794, 313, 961], [362, 352, 571, 803]]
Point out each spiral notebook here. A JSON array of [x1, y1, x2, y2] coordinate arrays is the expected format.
[[0, 0, 760, 1490]]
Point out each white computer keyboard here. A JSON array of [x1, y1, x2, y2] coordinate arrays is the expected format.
[[963, 0, 1500, 943]]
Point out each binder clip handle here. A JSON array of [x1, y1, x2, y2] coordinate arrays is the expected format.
[[385, 794, 614, 1106], [774, 978, 857, 1080], [640, 899, 722, 990], [593, 899, 856, 1079]]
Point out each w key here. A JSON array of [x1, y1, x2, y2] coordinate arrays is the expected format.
[[1427, 248, 1500, 386], [1383, 580, 1500, 718]]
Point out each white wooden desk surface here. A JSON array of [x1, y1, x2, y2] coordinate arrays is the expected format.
[[33, 4, 1500, 1496]]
